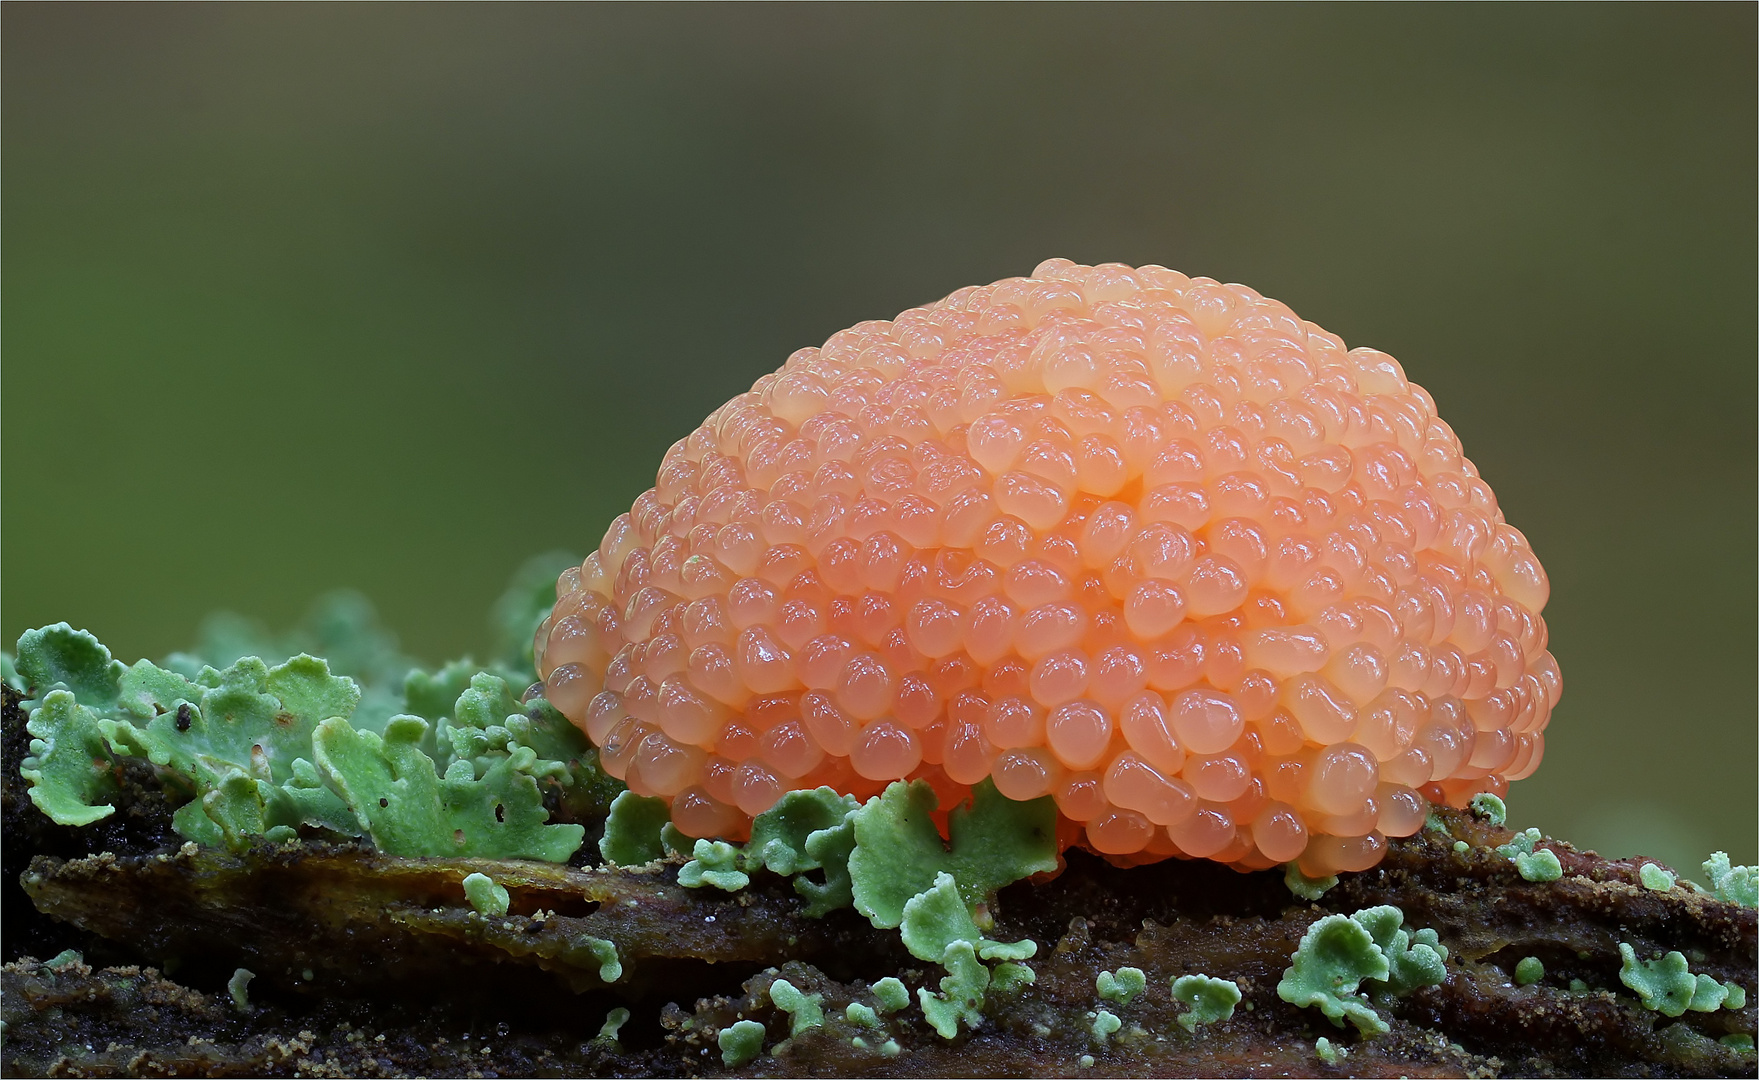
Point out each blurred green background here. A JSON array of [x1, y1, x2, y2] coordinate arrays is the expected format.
[[4, 5, 1753, 874]]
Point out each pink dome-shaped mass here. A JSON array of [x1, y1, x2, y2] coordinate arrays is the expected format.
[[535, 260, 1559, 878]]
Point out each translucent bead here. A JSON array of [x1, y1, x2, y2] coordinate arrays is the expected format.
[[1017, 604, 1088, 659], [1074, 501, 1134, 568], [1301, 832, 1386, 877], [800, 691, 858, 757], [1184, 752, 1251, 803], [983, 697, 1045, 750], [656, 677, 729, 748], [671, 787, 745, 839], [732, 760, 784, 816], [1118, 691, 1186, 774], [1102, 752, 1197, 827], [1169, 688, 1243, 755], [545, 614, 603, 671], [1325, 642, 1389, 705], [584, 689, 626, 745], [1054, 772, 1108, 821], [1124, 580, 1187, 640], [1377, 784, 1427, 837], [1185, 555, 1249, 617], [1029, 650, 1092, 706], [1251, 802, 1309, 863], [835, 653, 897, 720], [544, 663, 597, 724], [994, 748, 1066, 801], [1166, 804, 1235, 858], [850, 721, 921, 781], [599, 717, 648, 782], [1046, 701, 1114, 771], [634, 732, 705, 798], [1305, 744, 1379, 817], [1381, 746, 1434, 788], [943, 715, 996, 786], [1086, 808, 1154, 855], [759, 719, 825, 779], [1283, 674, 1356, 744], [905, 599, 966, 658]]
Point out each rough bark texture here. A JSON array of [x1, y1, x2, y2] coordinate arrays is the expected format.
[[4, 686, 1754, 1078]]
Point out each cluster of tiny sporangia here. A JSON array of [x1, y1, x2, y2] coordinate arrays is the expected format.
[[536, 259, 1558, 878]]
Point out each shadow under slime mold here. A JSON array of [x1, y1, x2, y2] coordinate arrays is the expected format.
[[5, 262, 1756, 1077]]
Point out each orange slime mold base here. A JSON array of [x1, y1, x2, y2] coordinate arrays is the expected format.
[[535, 260, 1559, 880]]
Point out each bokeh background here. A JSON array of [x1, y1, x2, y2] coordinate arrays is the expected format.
[[5, 5, 1753, 875]]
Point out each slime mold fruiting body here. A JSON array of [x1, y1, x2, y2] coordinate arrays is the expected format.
[[535, 259, 1560, 878]]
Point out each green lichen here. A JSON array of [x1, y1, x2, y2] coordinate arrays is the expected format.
[[595, 1007, 630, 1044], [1088, 1009, 1121, 1044], [678, 839, 749, 891], [1516, 849, 1563, 882], [1096, 967, 1146, 1006], [871, 977, 909, 1013], [1277, 906, 1447, 1035], [1495, 826, 1539, 858], [899, 873, 1035, 1039], [718, 1019, 766, 1067], [898, 872, 1036, 965], [227, 968, 254, 1013], [45, 949, 82, 970], [744, 787, 860, 875], [161, 591, 424, 731], [314, 714, 583, 860], [1721, 1034, 1755, 1053], [850, 1036, 900, 1057], [1617, 943, 1746, 1016], [742, 787, 860, 916], [844, 1003, 880, 1028], [462, 872, 509, 916], [443, 674, 620, 823], [15, 624, 126, 710], [1496, 827, 1561, 882], [990, 962, 1036, 995], [599, 791, 672, 867], [768, 978, 824, 1037], [849, 779, 1057, 928], [20, 691, 117, 827], [15, 618, 600, 862], [1315, 1036, 1346, 1065], [1703, 852, 1758, 907], [1514, 956, 1545, 986], [917, 940, 989, 1039], [1352, 905, 1450, 997], [1279, 914, 1391, 1034], [2, 651, 26, 694], [402, 661, 480, 727], [1078, 1053, 1095, 1068], [569, 935, 622, 984], [1284, 863, 1337, 900], [1171, 974, 1241, 1031], [1639, 863, 1678, 891], [1469, 792, 1507, 826], [1452, 840, 1470, 854]]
